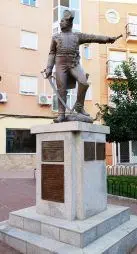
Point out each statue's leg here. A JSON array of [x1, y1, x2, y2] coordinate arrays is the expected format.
[[54, 67, 67, 123], [70, 65, 90, 116]]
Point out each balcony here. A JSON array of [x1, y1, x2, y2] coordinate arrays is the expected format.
[[126, 23, 137, 41]]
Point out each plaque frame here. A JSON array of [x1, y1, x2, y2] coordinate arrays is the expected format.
[[42, 140, 64, 162]]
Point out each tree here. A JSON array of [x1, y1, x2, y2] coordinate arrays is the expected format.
[[96, 58, 137, 143]]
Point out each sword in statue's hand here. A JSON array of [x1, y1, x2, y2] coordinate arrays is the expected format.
[[41, 70, 74, 114], [115, 34, 123, 40]]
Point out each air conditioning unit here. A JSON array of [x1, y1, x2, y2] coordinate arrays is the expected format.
[[38, 94, 52, 105], [0, 92, 7, 103]]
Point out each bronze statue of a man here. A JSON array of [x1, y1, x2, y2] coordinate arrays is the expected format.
[[45, 10, 120, 123]]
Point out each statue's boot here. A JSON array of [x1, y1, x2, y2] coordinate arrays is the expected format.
[[74, 83, 90, 116], [54, 89, 66, 123]]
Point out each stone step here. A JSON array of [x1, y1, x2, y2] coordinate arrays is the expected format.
[[84, 215, 137, 254], [1, 215, 137, 254], [0, 221, 80, 254], [9, 205, 130, 248]]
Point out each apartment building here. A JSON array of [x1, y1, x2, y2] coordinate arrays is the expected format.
[[98, 0, 137, 165], [0, 0, 137, 171]]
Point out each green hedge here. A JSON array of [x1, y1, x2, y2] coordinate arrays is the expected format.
[[107, 176, 137, 199]]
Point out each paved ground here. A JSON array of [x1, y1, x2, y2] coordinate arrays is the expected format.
[[0, 179, 137, 253], [0, 179, 36, 254]]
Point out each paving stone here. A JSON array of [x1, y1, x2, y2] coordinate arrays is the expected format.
[[0, 179, 137, 253]]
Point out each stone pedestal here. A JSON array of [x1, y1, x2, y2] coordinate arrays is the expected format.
[[1, 122, 137, 254], [33, 122, 109, 221]]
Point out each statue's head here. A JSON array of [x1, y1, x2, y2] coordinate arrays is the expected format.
[[60, 10, 75, 32]]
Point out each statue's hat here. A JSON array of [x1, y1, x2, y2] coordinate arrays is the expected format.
[[63, 10, 75, 22]]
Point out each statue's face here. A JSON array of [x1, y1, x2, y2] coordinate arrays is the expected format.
[[60, 18, 72, 31]]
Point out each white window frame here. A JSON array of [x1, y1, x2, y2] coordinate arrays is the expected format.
[[114, 141, 137, 164], [21, 0, 38, 7], [107, 50, 127, 79], [19, 75, 38, 96], [20, 30, 38, 50]]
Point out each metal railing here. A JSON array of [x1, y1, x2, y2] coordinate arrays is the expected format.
[[107, 165, 136, 176], [126, 23, 137, 38]]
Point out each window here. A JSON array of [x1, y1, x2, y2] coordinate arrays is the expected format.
[[85, 85, 92, 100], [108, 88, 116, 108], [131, 141, 137, 163], [53, 0, 58, 8], [53, 0, 80, 34], [52, 89, 77, 112], [130, 52, 137, 65], [52, 76, 77, 111], [71, 0, 79, 9], [21, 0, 36, 7], [20, 31, 38, 50], [53, 27, 58, 34], [6, 129, 36, 153], [127, 15, 137, 37], [107, 51, 126, 76], [19, 75, 38, 95], [60, 0, 69, 7], [53, 8, 58, 23], [116, 141, 137, 164], [84, 45, 92, 60]]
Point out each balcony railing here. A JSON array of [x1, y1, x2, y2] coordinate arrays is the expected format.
[[126, 23, 137, 38], [106, 60, 123, 77]]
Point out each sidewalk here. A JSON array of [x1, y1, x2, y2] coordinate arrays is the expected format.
[[0, 179, 137, 253]]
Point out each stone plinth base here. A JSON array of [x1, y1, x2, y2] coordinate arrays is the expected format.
[[0, 205, 137, 253], [31, 122, 110, 221]]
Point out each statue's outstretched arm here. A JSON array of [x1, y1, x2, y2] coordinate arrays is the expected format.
[[78, 33, 122, 45]]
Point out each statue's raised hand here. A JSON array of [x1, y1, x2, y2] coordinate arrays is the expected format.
[[44, 68, 52, 78], [109, 34, 123, 44], [41, 69, 52, 79]]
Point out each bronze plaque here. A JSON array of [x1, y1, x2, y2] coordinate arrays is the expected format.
[[96, 143, 105, 160], [42, 141, 64, 162], [84, 142, 95, 161], [41, 164, 64, 203]]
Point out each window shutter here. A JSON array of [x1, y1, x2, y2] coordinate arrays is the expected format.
[[20, 76, 38, 95], [20, 31, 38, 50]]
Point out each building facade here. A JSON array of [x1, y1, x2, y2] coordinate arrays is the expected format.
[[0, 0, 137, 171], [98, 0, 137, 165]]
